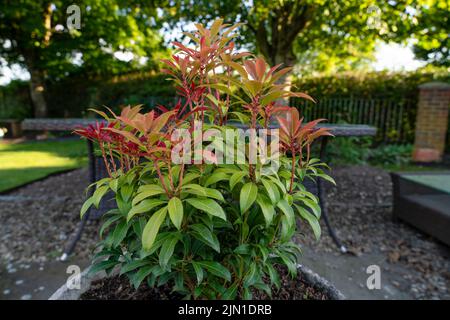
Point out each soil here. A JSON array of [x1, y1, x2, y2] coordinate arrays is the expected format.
[[80, 267, 329, 300]]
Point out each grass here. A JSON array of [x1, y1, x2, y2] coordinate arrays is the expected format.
[[0, 138, 88, 192]]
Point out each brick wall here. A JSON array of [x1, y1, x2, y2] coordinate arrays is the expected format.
[[413, 82, 450, 162]]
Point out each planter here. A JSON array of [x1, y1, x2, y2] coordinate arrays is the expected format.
[[49, 264, 345, 300]]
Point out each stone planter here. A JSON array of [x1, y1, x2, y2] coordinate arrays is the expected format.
[[49, 264, 345, 300]]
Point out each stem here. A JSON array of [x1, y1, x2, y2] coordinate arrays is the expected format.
[[99, 143, 112, 177], [289, 148, 296, 193], [108, 143, 117, 174], [153, 160, 171, 197]]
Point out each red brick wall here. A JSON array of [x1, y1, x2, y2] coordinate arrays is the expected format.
[[413, 82, 450, 162]]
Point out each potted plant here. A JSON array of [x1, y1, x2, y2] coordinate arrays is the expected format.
[[58, 19, 342, 300]]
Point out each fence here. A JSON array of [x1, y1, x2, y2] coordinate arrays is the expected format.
[[290, 96, 418, 144]]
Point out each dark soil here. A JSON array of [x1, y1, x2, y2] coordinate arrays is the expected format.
[[80, 267, 329, 300]]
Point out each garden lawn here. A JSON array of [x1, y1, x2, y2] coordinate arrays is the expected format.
[[0, 139, 88, 192]]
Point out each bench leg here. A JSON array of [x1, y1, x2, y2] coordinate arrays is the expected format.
[[318, 136, 348, 253], [60, 139, 96, 261], [60, 212, 89, 261]]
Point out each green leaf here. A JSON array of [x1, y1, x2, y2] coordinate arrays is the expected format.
[[204, 171, 229, 187], [88, 260, 118, 275], [181, 184, 207, 197], [294, 204, 321, 240], [131, 265, 155, 289], [256, 194, 275, 226], [261, 178, 280, 204], [191, 224, 220, 253], [92, 185, 109, 208], [132, 185, 166, 206], [159, 235, 179, 269], [243, 263, 258, 287], [168, 197, 183, 230], [127, 199, 166, 222], [316, 173, 336, 185], [195, 261, 231, 282], [186, 198, 226, 221], [182, 173, 200, 184], [120, 184, 134, 203], [234, 244, 251, 254], [229, 171, 247, 190], [80, 197, 94, 218], [266, 264, 281, 289], [277, 199, 295, 228], [112, 220, 130, 248], [120, 260, 149, 275], [222, 284, 238, 300], [191, 261, 204, 285], [142, 206, 168, 251], [204, 188, 225, 202], [240, 182, 258, 213], [99, 214, 122, 238], [299, 198, 321, 219]]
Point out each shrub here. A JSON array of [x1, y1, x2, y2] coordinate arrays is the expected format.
[[76, 19, 333, 299]]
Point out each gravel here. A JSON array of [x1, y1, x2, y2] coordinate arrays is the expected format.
[[299, 165, 450, 299], [0, 168, 99, 265]]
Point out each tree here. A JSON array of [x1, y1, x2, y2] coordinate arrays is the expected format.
[[412, 0, 449, 67], [159, 0, 424, 84], [0, 0, 165, 117]]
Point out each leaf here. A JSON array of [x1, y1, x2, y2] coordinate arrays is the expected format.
[[222, 284, 238, 300], [88, 260, 118, 275], [195, 261, 231, 282], [112, 220, 130, 248], [99, 214, 122, 238], [159, 235, 179, 269], [295, 204, 321, 240], [266, 264, 281, 289], [120, 260, 150, 275], [132, 185, 166, 206], [261, 178, 280, 204], [316, 173, 337, 186], [80, 197, 94, 218], [93, 185, 109, 208], [204, 171, 229, 187], [299, 198, 321, 219], [256, 194, 275, 226], [181, 184, 207, 197], [204, 188, 225, 202], [182, 172, 200, 184], [229, 171, 247, 190], [240, 182, 258, 213], [191, 224, 220, 253], [277, 199, 295, 228], [191, 261, 204, 285], [131, 265, 155, 289], [186, 198, 226, 221], [142, 206, 168, 251], [168, 197, 183, 230], [127, 199, 166, 222]]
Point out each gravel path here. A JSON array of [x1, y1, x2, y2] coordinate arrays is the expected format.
[[0, 165, 448, 299], [299, 165, 450, 299], [0, 168, 99, 264]]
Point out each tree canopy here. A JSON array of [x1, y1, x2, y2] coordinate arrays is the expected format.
[[0, 0, 165, 116]]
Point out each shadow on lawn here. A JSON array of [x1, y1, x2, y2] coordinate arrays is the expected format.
[[0, 166, 83, 193]]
